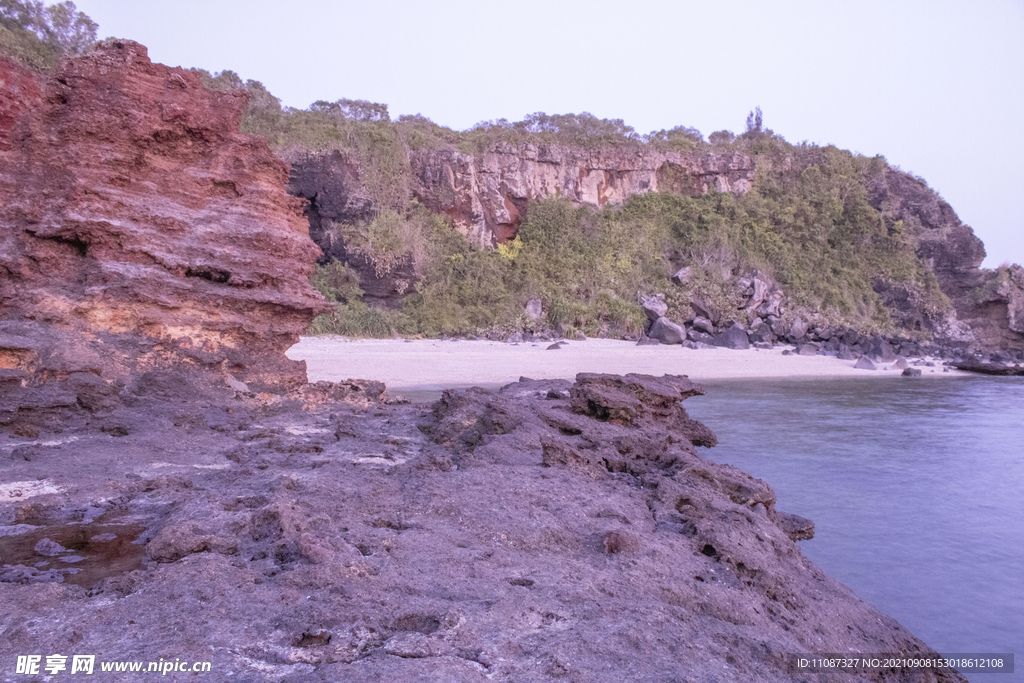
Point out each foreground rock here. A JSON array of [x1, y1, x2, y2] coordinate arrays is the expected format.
[[953, 360, 1024, 376], [0, 374, 964, 682]]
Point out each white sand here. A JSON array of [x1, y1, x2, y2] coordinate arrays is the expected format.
[[287, 337, 963, 392]]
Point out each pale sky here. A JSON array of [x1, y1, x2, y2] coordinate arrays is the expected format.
[[74, 0, 1023, 268]]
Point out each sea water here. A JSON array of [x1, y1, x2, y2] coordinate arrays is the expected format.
[[685, 376, 1024, 682]]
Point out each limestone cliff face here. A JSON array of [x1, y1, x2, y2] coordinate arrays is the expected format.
[[0, 41, 330, 393], [408, 144, 755, 246], [288, 144, 755, 305]]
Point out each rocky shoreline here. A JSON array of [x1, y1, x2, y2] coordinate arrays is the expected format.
[[1, 371, 967, 682], [0, 41, 982, 681]]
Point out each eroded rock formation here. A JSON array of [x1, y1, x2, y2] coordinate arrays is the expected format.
[[0, 374, 965, 681], [408, 145, 755, 246], [0, 41, 330, 405]]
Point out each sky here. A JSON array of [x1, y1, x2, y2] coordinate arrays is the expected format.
[[73, 0, 1024, 268]]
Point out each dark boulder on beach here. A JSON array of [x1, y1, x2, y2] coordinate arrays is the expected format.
[[854, 356, 878, 370], [796, 342, 819, 356], [711, 324, 750, 350], [649, 317, 686, 345]]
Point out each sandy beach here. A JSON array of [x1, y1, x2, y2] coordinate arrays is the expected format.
[[287, 336, 964, 394]]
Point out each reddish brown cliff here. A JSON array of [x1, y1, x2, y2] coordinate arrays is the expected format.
[[0, 40, 329, 396]]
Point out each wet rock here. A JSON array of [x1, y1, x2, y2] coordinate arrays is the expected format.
[[953, 360, 1024, 376], [902, 368, 923, 377], [146, 521, 239, 563]]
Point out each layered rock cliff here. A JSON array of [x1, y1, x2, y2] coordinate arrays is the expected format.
[[291, 145, 755, 249], [0, 40, 330, 403]]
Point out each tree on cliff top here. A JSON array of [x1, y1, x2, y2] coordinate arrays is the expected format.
[[0, 0, 96, 70]]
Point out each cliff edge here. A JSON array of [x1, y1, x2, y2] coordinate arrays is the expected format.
[[0, 40, 330, 402]]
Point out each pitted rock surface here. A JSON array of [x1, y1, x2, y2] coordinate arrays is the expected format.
[[0, 376, 965, 681]]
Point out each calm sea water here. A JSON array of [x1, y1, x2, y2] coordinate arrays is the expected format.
[[685, 376, 1024, 682]]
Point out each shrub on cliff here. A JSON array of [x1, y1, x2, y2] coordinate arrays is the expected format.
[[0, 0, 96, 71]]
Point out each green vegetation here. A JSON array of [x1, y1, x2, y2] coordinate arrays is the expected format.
[[190, 73, 950, 339], [0, 0, 96, 71]]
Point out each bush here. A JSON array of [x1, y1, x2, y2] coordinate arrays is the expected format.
[[1, 0, 97, 71]]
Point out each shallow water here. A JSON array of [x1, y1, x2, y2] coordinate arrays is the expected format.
[[685, 376, 1023, 682]]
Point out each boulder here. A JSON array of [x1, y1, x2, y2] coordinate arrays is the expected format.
[[854, 356, 877, 370], [691, 316, 715, 335], [687, 329, 714, 344], [711, 324, 750, 350], [796, 343, 819, 356], [649, 317, 687, 345], [866, 336, 897, 362], [748, 324, 773, 344], [902, 368, 923, 377], [789, 318, 809, 340], [639, 294, 668, 322], [745, 270, 784, 317], [837, 345, 857, 361], [840, 329, 861, 346], [689, 297, 717, 323], [890, 357, 909, 370], [636, 336, 661, 346], [671, 266, 692, 284], [506, 332, 523, 343]]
